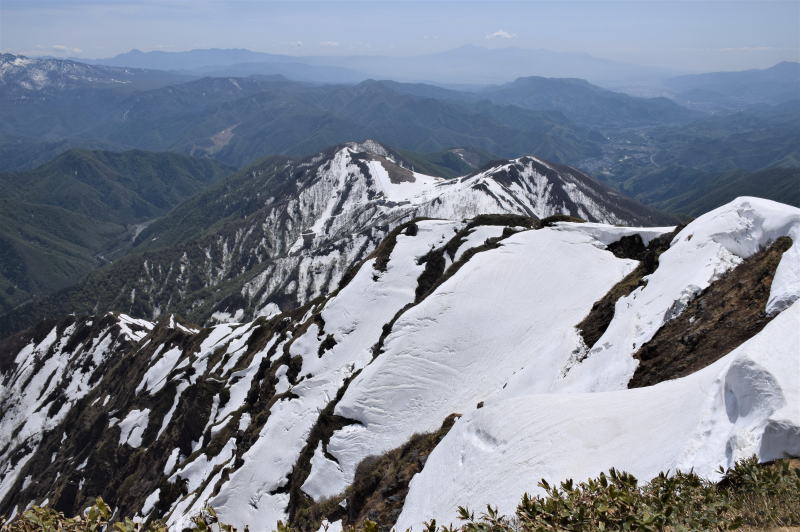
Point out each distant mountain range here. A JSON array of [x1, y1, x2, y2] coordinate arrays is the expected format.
[[1, 51, 797, 221], [88, 45, 677, 86], [85, 47, 800, 108], [593, 100, 800, 206], [479, 76, 698, 128]]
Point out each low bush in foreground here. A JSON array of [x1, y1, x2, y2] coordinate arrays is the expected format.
[[1, 456, 797, 531]]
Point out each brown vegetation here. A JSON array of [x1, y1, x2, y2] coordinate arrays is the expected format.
[[629, 236, 793, 387]]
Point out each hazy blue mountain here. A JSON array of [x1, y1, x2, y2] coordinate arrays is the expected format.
[[2, 61, 609, 168], [92, 46, 678, 86], [0, 54, 191, 140], [480, 76, 700, 128], [2, 54, 796, 221], [80, 77, 604, 167], [188, 62, 367, 83], [317, 45, 678, 85], [93, 48, 369, 83], [665, 61, 800, 111], [91, 48, 291, 71]]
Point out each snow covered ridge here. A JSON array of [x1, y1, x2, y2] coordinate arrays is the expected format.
[[95, 139, 674, 333], [0, 53, 163, 92], [0, 198, 797, 530]]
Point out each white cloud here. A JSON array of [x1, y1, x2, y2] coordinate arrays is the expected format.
[[320, 41, 339, 47], [486, 30, 516, 40]]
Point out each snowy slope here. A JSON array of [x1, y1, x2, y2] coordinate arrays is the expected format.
[[0, 197, 797, 530], [396, 301, 800, 530], [318, 226, 641, 502], [312, 198, 800, 527]]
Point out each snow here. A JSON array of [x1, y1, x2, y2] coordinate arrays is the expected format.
[[141, 488, 161, 516], [768, 223, 800, 315], [117, 314, 155, 342], [136, 347, 183, 395], [238, 413, 251, 432], [319, 520, 343, 532], [451, 225, 507, 262], [308, 148, 353, 239], [118, 409, 150, 448], [166, 440, 238, 529], [365, 159, 443, 204], [211, 344, 271, 426], [2, 193, 797, 531], [170, 439, 236, 494], [211, 309, 245, 325], [0, 315, 149, 502], [301, 443, 349, 501], [164, 448, 181, 475], [256, 302, 282, 319], [395, 301, 800, 530], [156, 382, 189, 439], [116, 139, 664, 327], [325, 227, 638, 500], [552, 221, 675, 246]]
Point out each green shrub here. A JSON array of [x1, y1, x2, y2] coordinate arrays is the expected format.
[[455, 457, 799, 532], [2, 457, 797, 531]]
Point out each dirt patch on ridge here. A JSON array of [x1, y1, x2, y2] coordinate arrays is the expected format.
[[629, 236, 793, 388]]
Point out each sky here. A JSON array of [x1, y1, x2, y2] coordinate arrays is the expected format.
[[1, 0, 798, 72]]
